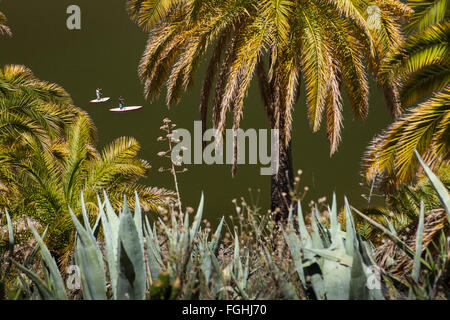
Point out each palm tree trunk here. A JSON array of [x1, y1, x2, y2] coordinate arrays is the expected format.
[[257, 59, 296, 222], [270, 133, 295, 223]]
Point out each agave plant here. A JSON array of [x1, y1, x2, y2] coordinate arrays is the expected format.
[[9, 192, 226, 300], [9, 192, 152, 300], [144, 194, 239, 299], [8, 191, 292, 300], [357, 152, 450, 299], [0, 210, 13, 299], [6, 154, 450, 300], [283, 195, 384, 300], [355, 163, 449, 246]]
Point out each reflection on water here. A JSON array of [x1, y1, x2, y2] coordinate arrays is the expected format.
[[0, 0, 391, 223]]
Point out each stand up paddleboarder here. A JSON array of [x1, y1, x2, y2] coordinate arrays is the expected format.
[[96, 88, 102, 101], [118, 96, 125, 110]]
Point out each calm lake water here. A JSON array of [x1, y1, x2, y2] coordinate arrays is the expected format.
[[0, 0, 392, 224]]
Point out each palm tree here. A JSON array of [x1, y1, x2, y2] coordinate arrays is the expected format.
[[363, 0, 449, 191], [0, 65, 176, 251], [3, 115, 175, 251], [127, 0, 411, 220], [0, 65, 79, 144], [0, 65, 81, 212], [0, 11, 11, 36]]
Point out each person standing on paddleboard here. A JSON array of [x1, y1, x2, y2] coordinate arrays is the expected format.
[[96, 88, 102, 101], [118, 96, 125, 110]]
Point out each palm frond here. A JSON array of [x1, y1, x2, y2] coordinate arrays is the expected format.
[[406, 0, 448, 34], [0, 11, 11, 36], [299, 4, 330, 132], [86, 136, 149, 190], [364, 2, 449, 190], [381, 19, 450, 106], [363, 86, 450, 191], [127, 0, 179, 31]]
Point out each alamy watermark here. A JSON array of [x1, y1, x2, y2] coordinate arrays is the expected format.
[[366, 265, 382, 290], [170, 121, 279, 176], [367, 5, 382, 30], [66, 265, 81, 290], [66, 5, 81, 30], [64, 4, 381, 31]]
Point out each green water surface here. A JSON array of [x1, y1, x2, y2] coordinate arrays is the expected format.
[[0, 0, 392, 223]]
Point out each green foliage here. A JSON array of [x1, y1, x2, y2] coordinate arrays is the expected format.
[[417, 151, 450, 217], [149, 272, 180, 300], [406, 0, 449, 34], [4, 155, 450, 300], [0, 210, 14, 299], [356, 163, 449, 245], [4, 191, 286, 300], [357, 153, 450, 299], [364, 88, 450, 190], [0, 64, 176, 252], [8, 192, 226, 300], [284, 196, 383, 300], [364, 0, 450, 189]]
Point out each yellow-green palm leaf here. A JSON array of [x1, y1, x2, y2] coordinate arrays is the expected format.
[[363, 86, 450, 191], [364, 0, 450, 190], [381, 19, 450, 106]]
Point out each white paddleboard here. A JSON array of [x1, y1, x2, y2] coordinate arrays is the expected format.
[[90, 97, 110, 103], [109, 106, 143, 112]]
